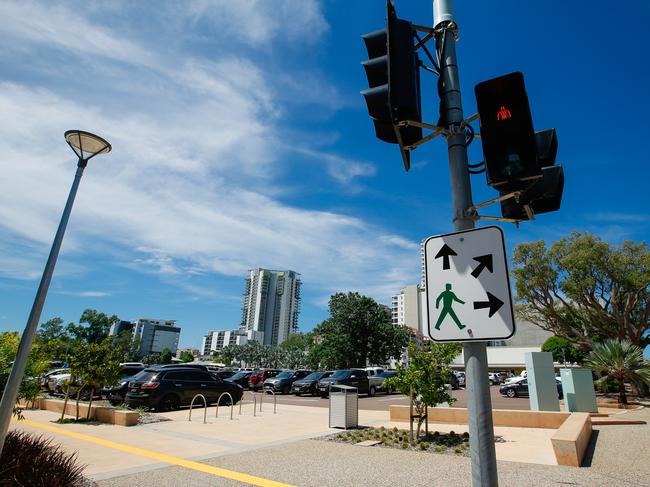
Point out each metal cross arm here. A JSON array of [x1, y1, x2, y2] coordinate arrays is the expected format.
[[397, 120, 447, 150]]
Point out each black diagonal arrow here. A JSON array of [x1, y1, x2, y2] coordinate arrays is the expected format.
[[434, 244, 457, 270], [473, 292, 504, 318], [470, 254, 494, 279]]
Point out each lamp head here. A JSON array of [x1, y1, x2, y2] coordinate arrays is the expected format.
[[64, 130, 111, 164]]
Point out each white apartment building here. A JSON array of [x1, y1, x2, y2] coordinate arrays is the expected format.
[[201, 329, 253, 356], [109, 318, 181, 357], [391, 284, 426, 334], [240, 268, 301, 346]]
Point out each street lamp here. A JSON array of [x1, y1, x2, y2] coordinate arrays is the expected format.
[[0, 130, 111, 454]]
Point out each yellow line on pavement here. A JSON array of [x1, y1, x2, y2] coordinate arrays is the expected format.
[[13, 419, 295, 487]]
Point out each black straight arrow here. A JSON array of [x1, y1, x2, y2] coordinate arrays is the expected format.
[[434, 244, 457, 270], [471, 254, 494, 279], [473, 292, 504, 318]]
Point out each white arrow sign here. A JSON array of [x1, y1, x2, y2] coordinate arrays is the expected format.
[[424, 226, 515, 342]]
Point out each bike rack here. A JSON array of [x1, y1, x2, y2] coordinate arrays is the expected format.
[[189, 394, 207, 424], [238, 391, 257, 417], [216, 392, 234, 420], [260, 389, 277, 414]]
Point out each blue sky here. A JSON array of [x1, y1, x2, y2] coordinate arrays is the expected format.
[[0, 1, 648, 350]]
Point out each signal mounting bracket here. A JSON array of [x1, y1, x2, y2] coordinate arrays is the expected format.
[[466, 190, 534, 225]]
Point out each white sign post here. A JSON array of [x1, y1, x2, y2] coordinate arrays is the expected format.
[[424, 226, 515, 342]]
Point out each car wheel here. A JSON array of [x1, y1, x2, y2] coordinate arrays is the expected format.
[[368, 386, 376, 397], [282, 384, 290, 395], [219, 394, 233, 406], [159, 394, 180, 411], [295, 392, 301, 397], [320, 393, 328, 399], [506, 388, 517, 398]]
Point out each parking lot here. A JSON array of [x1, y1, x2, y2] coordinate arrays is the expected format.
[[258, 385, 530, 411]]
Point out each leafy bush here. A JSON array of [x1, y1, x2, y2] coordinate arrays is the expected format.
[[0, 430, 86, 486]]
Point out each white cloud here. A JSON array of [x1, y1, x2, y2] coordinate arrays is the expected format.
[[0, 1, 422, 309], [184, 0, 329, 47]]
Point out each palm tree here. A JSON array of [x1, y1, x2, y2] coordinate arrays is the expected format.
[[584, 339, 650, 405]]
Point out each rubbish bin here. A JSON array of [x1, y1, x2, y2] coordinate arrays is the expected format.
[[329, 384, 358, 429]]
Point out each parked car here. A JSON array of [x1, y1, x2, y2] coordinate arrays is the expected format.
[[446, 371, 460, 390], [264, 370, 312, 394], [213, 369, 237, 381], [40, 368, 69, 391], [291, 371, 333, 396], [376, 370, 397, 394], [125, 367, 243, 411], [99, 363, 145, 405], [488, 373, 502, 385], [317, 369, 372, 397], [499, 378, 563, 399], [47, 372, 73, 395], [455, 371, 466, 387], [226, 371, 254, 389], [248, 369, 281, 391]]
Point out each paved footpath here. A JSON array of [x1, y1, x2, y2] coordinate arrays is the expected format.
[[97, 407, 650, 487], [11, 403, 648, 486]]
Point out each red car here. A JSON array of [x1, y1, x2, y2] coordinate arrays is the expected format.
[[249, 369, 281, 391]]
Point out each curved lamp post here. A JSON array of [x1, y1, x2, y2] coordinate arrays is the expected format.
[[0, 131, 111, 454]]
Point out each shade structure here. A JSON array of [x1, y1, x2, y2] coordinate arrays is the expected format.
[[64, 130, 111, 161]]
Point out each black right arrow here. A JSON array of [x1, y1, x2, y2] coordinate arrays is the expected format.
[[434, 244, 457, 270], [471, 254, 494, 279], [473, 292, 504, 317]]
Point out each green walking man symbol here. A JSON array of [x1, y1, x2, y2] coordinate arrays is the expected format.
[[434, 283, 466, 330]]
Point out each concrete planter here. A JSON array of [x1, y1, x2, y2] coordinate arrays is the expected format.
[[20, 398, 139, 426]]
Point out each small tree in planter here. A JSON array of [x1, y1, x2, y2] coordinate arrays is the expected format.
[[76, 339, 122, 419], [384, 341, 461, 438]]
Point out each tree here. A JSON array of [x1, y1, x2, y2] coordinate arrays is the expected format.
[[67, 309, 119, 344], [585, 339, 650, 405], [512, 233, 650, 351], [541, 336, 586, 365], [384, 341, 461, 438], [74, 339, 122, 419], [179, 351, 194, 363], [311, 292, 410, 369], [160, 348, 173, 364]]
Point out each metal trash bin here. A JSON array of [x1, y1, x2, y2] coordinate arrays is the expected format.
[[328, 384, 358, 429]]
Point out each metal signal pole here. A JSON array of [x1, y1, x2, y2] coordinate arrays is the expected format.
[[433, 1, 498, 485]]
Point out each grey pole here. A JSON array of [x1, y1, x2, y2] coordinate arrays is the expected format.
[[0, 160, 86, 455], [433, 1, 499, 485]]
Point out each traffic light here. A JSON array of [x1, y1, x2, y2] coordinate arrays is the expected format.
[[474, 72, 541, 190], [500, 127, 564, 220], [361, 1, 422, 170], [500, 165, 564, 220]]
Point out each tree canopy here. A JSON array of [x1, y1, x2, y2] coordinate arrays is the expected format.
[[310, 292, 410, 369], [512, 232, 650, 351], [541, 336, 586, 364], [66, 309, 118, 344]]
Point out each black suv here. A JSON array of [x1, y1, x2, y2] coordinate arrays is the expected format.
[[317, 369, 370, 397], [100, 363, 145, 405], [125, 367, 243, 411]]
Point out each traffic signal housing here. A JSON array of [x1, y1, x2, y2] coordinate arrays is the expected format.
[[475, 72, 541, 190], [361, 1, 422, 170]]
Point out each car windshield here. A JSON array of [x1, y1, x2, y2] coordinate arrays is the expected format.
[[133, 370, 157, 382], [229, 372, 249, 380], [330, 370, 351, 379], [275, 371, 293, 379], [379, 371, 395, 378], [303, 372, 324, 381]]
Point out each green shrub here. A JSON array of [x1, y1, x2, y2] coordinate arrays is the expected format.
[[401, 442, 409, 449], [418, 442, 430, 450], [0, 430, 86, 486]]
